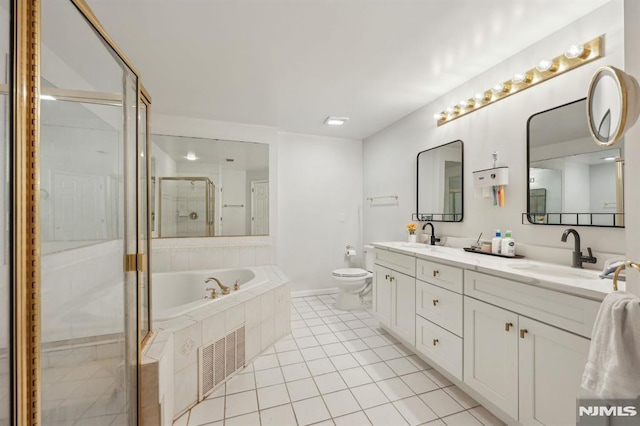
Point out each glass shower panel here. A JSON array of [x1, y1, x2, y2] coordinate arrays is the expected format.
[[139, 96, 151, 342], [40, 1, 138, 424], [159, 177, 214, 237], [0, 1, 10, 424]]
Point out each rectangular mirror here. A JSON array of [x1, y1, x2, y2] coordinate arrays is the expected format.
[[527, 98, 624, 227], [152, 134, 269, 237], [416, 140, 463, 222]]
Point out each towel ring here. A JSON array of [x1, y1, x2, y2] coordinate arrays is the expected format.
[[612, 261, 640, 291]]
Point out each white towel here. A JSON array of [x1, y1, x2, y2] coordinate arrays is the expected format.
[[582, 291, 640, 399]]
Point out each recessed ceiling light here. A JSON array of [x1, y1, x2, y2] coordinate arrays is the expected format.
[[185, 152, 198, 161], [40, 94, 56, 101], [324, 116, 349, 126]]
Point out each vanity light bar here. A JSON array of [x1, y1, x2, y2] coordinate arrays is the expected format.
[[435, 36, 603, 127]]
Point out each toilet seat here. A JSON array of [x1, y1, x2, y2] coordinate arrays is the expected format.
[[332, 268, 369, 278]]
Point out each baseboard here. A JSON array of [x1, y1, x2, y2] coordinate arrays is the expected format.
[[291, 287, 338, 297]]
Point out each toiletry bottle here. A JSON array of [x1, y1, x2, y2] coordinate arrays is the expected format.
[[491, 230, 502, 255], [501, 230, 515, 257]]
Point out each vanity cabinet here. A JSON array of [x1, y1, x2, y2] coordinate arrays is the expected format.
[[372, 250, 416, 346], [464, 272, 593, 425]]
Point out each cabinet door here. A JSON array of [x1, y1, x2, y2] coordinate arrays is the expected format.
[[464, 297, 519, 419], [518, 317, 590, 426], [390, 271, 415, 345], [373, 265, 391, 327]]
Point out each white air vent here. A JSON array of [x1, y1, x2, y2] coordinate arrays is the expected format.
[[198, 326, 246, 401]]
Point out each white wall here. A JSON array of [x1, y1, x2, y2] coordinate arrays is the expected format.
[[277, 132, 363, 292], [624, 0, 640, 295], [363, 1, 626, 266]]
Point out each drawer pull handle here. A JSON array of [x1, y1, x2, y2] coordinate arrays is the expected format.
[[432, 270, 439, 277], [433, 339, 439, 346], [385, 274, 390, 280], [505, 322, 513, 331], [520, 329, 528, 339], [432, 299, 439, 306], [389, 276, 395, 282]]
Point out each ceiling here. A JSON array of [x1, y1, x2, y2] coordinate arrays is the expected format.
[[86, 0, 612, 140]]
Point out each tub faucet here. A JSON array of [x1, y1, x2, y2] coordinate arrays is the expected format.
[[205, 287, 218, 299], [205, 277, 230, 295], [422, 222, 441, 246], [561, 228, 597, 268]]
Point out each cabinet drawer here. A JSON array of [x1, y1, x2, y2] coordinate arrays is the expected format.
[[415, 316, 462, 380], [464, 270, 600, 338], [416, 281, 463, 337], [416, 259, 463, 293], [375, 249, 416, 277]]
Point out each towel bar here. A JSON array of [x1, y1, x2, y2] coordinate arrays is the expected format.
[[613, 261, 640, 291]]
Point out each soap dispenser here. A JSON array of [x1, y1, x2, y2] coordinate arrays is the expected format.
[[491, 230, 502, 254], [501, 230, 515, 257]]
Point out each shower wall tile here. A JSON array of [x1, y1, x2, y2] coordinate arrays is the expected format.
[[245, 297, 261, 328], [170, 252, 189, 271], [188, 250, 211, 271], [226, 304, 245, 332], [152, 251, 171, 273], [261, 291, 275, 320]]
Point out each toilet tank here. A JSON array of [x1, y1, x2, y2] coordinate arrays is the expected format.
[[364, 245, 375, 272]]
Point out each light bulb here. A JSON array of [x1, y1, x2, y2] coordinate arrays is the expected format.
[[536, 59, 557, 72], [433, 112, 445, 121], [445, 106, 460, 116], [564, 44, 587, 59], [459, 99, 474, 109], [512, 72, 531, 84], [474, 92, 489, 102], [491, 82, 509, 94]]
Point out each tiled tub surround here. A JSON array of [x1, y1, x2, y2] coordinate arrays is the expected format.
[[151, 237, 274, 273], [174, 293, 505, 426], [143, 266, 290, 425]]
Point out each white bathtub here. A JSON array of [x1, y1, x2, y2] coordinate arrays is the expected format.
[[152, 268, 268, 321]]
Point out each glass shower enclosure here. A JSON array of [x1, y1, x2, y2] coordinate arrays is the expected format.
[[158, 177, 215, 237]]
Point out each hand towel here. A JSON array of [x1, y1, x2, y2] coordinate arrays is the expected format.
[[582, 291, 640, 399]]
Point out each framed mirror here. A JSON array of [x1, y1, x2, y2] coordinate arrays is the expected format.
[[152, 134, 269, 237], [587, 66, 640, 146], [416, 140, 463, 222], [527, 98, 624, 227]]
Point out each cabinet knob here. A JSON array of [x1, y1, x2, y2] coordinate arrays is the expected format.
[[505, 322, 513, 331], [432, 270, 439, 277], [520, 329, 528, 339], [432, 299, 439, 306], [433, 339, 439, 346]]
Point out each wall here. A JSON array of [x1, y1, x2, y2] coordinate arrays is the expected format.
[[624, 0, 640, 295], [276, 132, 363, 292], [363, 1, 626, 267]]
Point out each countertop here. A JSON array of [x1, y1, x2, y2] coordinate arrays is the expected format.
[[371, 242, 623, 301]]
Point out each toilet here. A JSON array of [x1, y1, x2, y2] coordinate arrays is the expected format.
[[332, 245, 375, 310]]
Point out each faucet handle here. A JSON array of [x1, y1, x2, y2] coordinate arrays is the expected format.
[[585, 247, 597, 263]]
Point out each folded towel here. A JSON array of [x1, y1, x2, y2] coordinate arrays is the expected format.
[[582, 291, 640, 399]]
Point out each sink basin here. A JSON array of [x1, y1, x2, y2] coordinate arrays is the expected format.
[[399, 242, 429, 248], [507, 263, 600, 280]]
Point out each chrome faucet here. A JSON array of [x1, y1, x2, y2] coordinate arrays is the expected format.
[[561, 228, 597, 268], [422, 222, 441, 246], [205, 277, 230, 295]]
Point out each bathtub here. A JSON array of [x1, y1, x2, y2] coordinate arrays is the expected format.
[[152, 267, 268, 321]]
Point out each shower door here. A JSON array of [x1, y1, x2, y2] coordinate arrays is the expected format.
[[37, 1, 144, 424]]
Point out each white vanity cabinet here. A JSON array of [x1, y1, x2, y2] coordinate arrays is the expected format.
[[372, 250, 416, 346], [414, 258, 464, 380], [464, 271, 595, 425]]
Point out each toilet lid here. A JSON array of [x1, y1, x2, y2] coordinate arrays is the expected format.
[[332, 268, 369, 278]]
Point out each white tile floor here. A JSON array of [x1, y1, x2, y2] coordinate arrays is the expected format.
[[174, 293, 506, 426]]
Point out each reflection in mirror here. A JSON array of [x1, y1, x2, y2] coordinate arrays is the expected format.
[[527, 98, 624, 227], [152, 135, 269, 237], [416, 140, 463, 222]]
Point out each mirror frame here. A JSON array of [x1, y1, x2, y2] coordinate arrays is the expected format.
[[415, 140, 464, 223], [526, 98, 624, 227], [587, 65, 640, 146]]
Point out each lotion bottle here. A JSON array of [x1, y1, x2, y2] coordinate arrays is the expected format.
[[491, 230, 502, 254], [501, 230, 515, 257]]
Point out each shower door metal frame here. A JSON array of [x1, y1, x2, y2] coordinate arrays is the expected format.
[[12, 0, 151, 424], [158, 176, 216, 237]]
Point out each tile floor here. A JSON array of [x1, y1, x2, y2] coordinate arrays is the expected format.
[[174, 293, 506, 426]]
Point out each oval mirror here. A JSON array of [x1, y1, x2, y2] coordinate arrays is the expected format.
[[587, 66, 640, 146]]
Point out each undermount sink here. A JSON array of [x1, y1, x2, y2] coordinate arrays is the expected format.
[[399, 242, 429, 248], [507, 263, 600, 280]]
